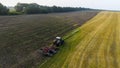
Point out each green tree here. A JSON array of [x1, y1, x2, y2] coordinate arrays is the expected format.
[[0, 3, 9, 15], [15, 3, 28, 12], [24, 3, 41, 14]]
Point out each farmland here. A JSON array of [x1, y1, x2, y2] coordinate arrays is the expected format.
[[0, 11, 98, 68], [39, 11, 120, 68]]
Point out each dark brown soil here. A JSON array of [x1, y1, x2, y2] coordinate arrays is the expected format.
[[0, 11, 99, 68]]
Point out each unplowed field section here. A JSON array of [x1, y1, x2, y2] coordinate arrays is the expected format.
[[39, 12, 120, 68]]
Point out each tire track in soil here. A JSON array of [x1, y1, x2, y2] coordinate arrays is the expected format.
[[80, 13, 114, 68], [63, 12, 104, 67], [64, 11, 111, 67], [96, 12, 112, 68], [116, 12, 120, 68], [108, 13, 118, 68], [77, 13, 113, 68], [62, 12, 108, 68], [66, 11, 110, 67], [96, 12, 118, 68], [103, 13, 118, 68]]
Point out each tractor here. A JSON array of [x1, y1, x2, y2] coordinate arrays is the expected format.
[[40, 37, 64, 56]]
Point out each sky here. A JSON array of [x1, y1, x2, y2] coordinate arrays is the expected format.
[[1, 0, 120, 10]]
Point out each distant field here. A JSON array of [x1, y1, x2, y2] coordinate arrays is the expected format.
[[0, 11, 98, 68], [39, 11, 120, 68], [8, 7, 16, 12]]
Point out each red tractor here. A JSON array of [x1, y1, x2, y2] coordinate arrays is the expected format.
[[40, 37, 64, 56]]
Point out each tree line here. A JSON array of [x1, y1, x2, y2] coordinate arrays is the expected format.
[[0, 3, 92, 15], [0, 3, 9, 15]]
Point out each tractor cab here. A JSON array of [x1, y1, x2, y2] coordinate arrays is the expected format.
[[53, 37, 64, 47]]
